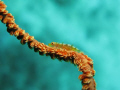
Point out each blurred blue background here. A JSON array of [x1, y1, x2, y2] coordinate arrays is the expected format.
[[0, 0, 120, 90]]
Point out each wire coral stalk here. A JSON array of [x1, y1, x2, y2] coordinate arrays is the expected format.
[[0, 1, 96, 90]]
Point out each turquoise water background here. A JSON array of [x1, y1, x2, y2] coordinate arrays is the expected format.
[[0, 0, 120, 90]]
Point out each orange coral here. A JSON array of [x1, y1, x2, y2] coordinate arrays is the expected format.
[[0, 1, 96, 90]]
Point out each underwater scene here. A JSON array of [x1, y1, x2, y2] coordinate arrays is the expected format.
[[0, 0, 120, 90]]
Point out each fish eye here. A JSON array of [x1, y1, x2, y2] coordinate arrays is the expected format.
[[51, 42, 54, 45]]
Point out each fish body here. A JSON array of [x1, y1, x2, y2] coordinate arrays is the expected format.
[[48, 42, 81, 53]]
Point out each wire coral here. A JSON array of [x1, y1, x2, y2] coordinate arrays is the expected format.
[[0, 1, 96, 90]]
